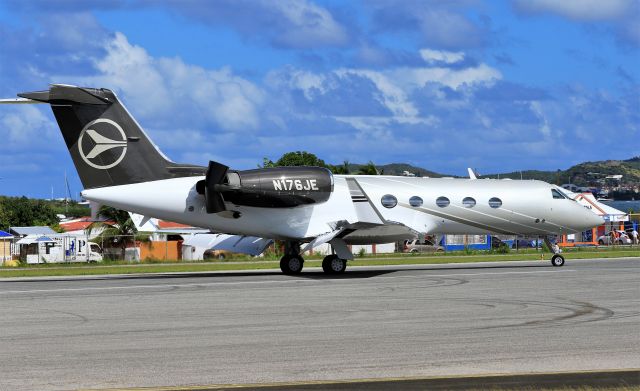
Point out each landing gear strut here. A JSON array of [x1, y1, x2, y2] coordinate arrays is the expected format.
[[280, 242, 304, 274], [543, 236, 565, 267], [322, 254, 347, 274]]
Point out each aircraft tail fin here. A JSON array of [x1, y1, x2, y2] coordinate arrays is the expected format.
[[8, 84, 204, 189]]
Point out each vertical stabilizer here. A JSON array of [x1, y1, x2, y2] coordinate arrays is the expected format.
[[14, 85, 204, 189]]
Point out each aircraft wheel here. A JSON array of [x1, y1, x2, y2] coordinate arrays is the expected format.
[[280, 255, 304, 274], [551, 254, 565, 267], [322, 255, 347, 274]]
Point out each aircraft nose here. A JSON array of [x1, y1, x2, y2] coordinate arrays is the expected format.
[[588, 211, 605, 228], [580, 206, 604, 229]]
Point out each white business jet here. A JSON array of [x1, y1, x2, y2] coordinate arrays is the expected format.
[[1, 85, 603, 274]]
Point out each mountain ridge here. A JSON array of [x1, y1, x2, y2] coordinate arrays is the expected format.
[[358, 157, 640, 188]]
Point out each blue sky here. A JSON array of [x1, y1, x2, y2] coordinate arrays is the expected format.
[[0, 0, 638, 198]]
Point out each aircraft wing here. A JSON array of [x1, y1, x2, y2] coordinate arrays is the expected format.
[[129, 213, 273, 256], [207, 235, 273, 256], [183, 233, 272, 256]]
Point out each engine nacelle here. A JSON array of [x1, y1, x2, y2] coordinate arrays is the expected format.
[[222, 166, 333, 208]]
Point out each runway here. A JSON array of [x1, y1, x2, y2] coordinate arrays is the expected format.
[[0, 258, 638, 390]]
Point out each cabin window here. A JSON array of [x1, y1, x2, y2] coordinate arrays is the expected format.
[[381, 194, 397, 208], [409, 196, 423, 207], [462, 197, 476, 208], [488, 197, 502, 208], [436, 196, 450, 208], [551, 189, 566, 199]]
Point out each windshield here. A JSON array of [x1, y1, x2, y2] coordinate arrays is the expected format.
[[551, 189, 566, 199]]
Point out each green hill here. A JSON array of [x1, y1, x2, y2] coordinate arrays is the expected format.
[[348, 163, 443, 177], [344, 157, 639, 196], [481, 157, 640, 187]]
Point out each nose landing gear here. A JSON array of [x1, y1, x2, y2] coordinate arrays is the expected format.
[[551, 254, 565, 267], [544, 236, 565, 267]]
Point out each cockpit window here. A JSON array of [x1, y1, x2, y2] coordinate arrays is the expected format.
[[551, 189, 566, 199]]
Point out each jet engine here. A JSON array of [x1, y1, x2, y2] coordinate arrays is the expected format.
[[197, 161, 333, 212]]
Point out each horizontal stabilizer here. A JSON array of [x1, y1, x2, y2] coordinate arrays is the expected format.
[[0, 98, 45, 104], [18, 85, 110, 105]]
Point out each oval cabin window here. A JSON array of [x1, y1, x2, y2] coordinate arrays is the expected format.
[[436, 196, 450, 208], [489, 197, 502, 208], [409, 196, 423, 207], [462, 197, 476, 208], [381, 194, 398, 208]]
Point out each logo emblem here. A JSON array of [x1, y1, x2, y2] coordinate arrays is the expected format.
[[78, 119, 127, 170]]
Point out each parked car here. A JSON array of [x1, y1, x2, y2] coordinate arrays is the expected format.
[[597, 230, 631, 245], [491, 236, 509, 249], [203, 249, 234, 260], [510, 239, 539, 249], [403, 238, 444, 253]]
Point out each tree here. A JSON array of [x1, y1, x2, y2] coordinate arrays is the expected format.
[[88, 206, 138, 261], [274, 151, 327, 167], [0, 196, 58, 229], [329, 160, 350, 174], [261, 157, 276, 168], [358, 161, 379, 175], [0, 202, 9, 231]]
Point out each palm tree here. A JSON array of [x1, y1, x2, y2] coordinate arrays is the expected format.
[[88, 206, 138, 261], [358, 161, 379, 175], [330, 160, 350, 174]]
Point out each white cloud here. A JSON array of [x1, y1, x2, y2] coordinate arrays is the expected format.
[[420, 49, 465, 64], [160, 0, 349, 49], [270, 0, 349, 47], [266, 50, 502, 135], [82, 32, 265, 131], [274, 69, 330, 100], [391, 63, 501, 90], [514, 0, 633, 21], [336, 69, 419, 117], [530, 101, 551, 138], [0, 105, 57, 147]]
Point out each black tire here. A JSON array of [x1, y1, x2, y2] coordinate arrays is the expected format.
[[322, 255, 347, 274], [551, 254, 565, 267], [280, 255, 304, 274]]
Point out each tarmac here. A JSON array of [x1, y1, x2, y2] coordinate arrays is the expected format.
[[0, 258, 638, 390]]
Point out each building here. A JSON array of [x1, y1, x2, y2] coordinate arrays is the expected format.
[[0, 230, 13, 262], [558, 192, 628, 246], [58, 217, 115, 238], [9, 226, 56, 238]]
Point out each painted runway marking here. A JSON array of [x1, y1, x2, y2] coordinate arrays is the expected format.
[[0, 269, 575, 295]]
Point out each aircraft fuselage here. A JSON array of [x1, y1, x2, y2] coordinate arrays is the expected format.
[[82, 174, 603, 242]]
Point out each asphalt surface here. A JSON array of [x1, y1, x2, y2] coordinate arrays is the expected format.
[[0, 258, 638, 390]]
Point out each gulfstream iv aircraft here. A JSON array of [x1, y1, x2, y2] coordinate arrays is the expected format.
[[1, 85, 603, 273]]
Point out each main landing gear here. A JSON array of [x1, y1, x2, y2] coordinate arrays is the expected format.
[[279, 241, 349, 275], [322, 254, 347, 274], [543, 236, 565, 267], [280, 242, 304, 275]]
